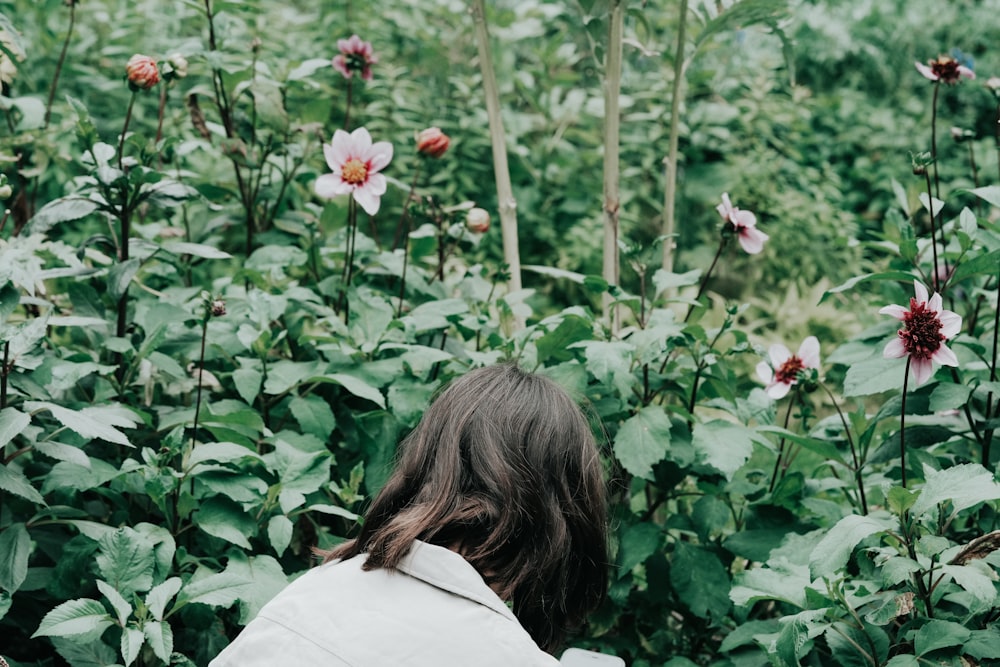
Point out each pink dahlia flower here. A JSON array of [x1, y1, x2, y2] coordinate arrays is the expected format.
[[126, 54, 160, 90], [315, 127, 393, 215], [879, 280, 962, 385], [915, 56, 975, 85], [717, 193, 768, 254], [416, 127, 450, 159], [332, 34, 378, 81], [756, 336, 820, 399]]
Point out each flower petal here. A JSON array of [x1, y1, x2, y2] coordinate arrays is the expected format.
[[350, 127, 373, 153], [915, 61, 937, 81], [769, 344, 791, 367], [959, 65, 975, 80], [352, 185, 381, 215], [913, 280, 929, 305], [879, 304, 908, 320], [932, 344, 958, 367], [367, 142, 394, 172], [883, 337, 906, 359], [716, 193, 733, 219], [755, 361, 774, 385], [731, 209, 757, 229], [798, 336, 821, 369], [910, 358, 933, 385], [364, 172, 387, 196], [315, 173, 349, 199], [938, 310, 962, 339], [767, 382, 791, 400], [738, 228, 768, 255], [928, 291, 943, 312]]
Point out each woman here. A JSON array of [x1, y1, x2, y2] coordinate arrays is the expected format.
[[210, 363, 610, 666]]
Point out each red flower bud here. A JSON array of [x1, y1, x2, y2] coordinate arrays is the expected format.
[[126, 54, 160, 91], [416, 127, 450, 159]]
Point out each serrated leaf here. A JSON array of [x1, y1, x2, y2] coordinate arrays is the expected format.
[[312, 372, 386, 408], [24, 401, 133, 446], [940, 562, 997, 605], [26, 196, 100, 236], [267, 515, 293, 557], [692, 419, 755, 481], [121, 626, 144, 667], [617, 522, 661, 576], [96, 527, 155, 595], [809, 513, 895, 578], [306, 504, 361, 522], [32, 598, 114, 639], [187, 441, 262, 468], [820, 271, 916, 303], [910, 463, 1000, 519], [145, 577, 182, 621], [0, 407, 30, 449], [143, 620, 173, 662], [107, 258, 140, 303], [176, 571, 247, 608], [671, 542, 731, 620], [0, 463, 46, 504], [95, 580, 131, 625], [161, 241, 232, 259], [195, 496, 255, 548], [613, 407, 672, 480], [843, 355, 907, 397], [233, 364, 263, 405], [0, 523, 30, 593], [914, 619, 970, 656], [731, 561, 812, 608], [289, 395, 336, 440], [222, 553, 288, 623]]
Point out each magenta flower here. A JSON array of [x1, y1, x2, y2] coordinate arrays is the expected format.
[[332, 34, 378, 81], [879, 280, 962, 385], [756, 336, 820, 399], [717, 193, 768, 254], [915, 56, 975, 85], [315, 127, 393, 215]]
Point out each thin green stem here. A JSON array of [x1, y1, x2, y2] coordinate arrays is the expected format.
[[685, 235, 727, 322], [189, 313, 210, 453], [44, 1, 76, 129], [661, 0, 688, 276], [820, 381, 867, 514], [118, 92, 137, 171], [922, 170, 940, 292], [768, 390, 798, 493], [900, 356, 911, 488]]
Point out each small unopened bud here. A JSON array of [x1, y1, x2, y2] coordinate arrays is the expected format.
[[950, 126, 974, 143], [416, 127, 450, 159], [126, 54, 160, 91], [0, 177, 11, 199], [211, 298, 227, 317], [466, 207, 490, 233], [164, 53, 188, 80]]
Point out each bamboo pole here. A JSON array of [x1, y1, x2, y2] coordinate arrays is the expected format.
[[470, 0, 523, 325], [661, 0, 689, 277], [603, 0, 624, 333]]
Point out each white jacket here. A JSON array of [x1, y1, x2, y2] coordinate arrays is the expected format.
[[209, 540, 560, 666]]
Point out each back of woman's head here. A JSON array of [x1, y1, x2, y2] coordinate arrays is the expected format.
[[327, 363, 609, 652]]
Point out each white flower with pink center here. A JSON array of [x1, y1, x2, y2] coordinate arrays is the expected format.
[[880, 280, 962, 385], [756, 336, 820, 399], [717, 193, 768, 254], [315, 127, 393, 216]]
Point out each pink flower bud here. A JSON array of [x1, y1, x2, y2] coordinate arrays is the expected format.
[[416, 127, 450, 159], [126, 54, 160, 91], [466, 207, 490, 234]]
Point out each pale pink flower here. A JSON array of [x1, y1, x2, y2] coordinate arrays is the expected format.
[[756, 336, 820, 399], [466, 207, 490, 233], [416, 127, 450, 158], [717, 193, 768, 254], [915, 56, 975, 85], [332, 34, 378, 81], [315, 127, 393, 215], [879, 280, 962, 385]]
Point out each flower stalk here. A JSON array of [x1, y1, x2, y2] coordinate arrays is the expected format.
[[661, 0, 689, 277], [43, 0, 76, 129]]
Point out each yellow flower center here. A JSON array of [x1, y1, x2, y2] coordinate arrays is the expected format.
[[342, 158, 368, 185]]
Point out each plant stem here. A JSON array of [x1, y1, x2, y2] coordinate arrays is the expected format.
[[983, 272, 1000, 467], [661, 0, 688, 278], [686, 235, 726, 322], [768, 390, 797, 493], [155, 83, 169, 145], [821, 381, 867, 514], [190, 313, 210, 452], [922, 170, 941, 292], [470, 0, 523, 323], [118, 92, 137, 171], [44, 0, 76, 129], [343, 77, 353, 130], [1, 340, 9, 409], [930, 81, 941, 202], [601, 0, 624, 333], [900, 356, 911, 488]]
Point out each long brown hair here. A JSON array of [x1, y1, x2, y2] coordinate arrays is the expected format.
[[325, 363, 609, 652]]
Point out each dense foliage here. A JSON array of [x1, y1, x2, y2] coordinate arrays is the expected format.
[[1, 1, 999, 666]]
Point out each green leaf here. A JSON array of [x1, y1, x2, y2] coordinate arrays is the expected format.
[[730, 561, 811, 608], [652, 268, 701, 295], [24, 401, 134, 446], [32, 598, 114, 639], [233, 364, 263, 405], [187, 441, 262, 468], [195, 496, 256, 549], [671, 542, 731, 620], [267, 515, 293, 557], [913, 619, 970, 656], [694, 0, 788, 50], [825, 621, 888, 667], [262, 360, 326, 395], [222, 552, 289, 623], [289, 395, 337, 441], [143, 620, 174, 663], [940, 562, 997, 606], [0, 523, 30, 593], [692, 419, 755, 481], [820, 271, 916, 303], [161, 241, 233, 259], [617, 522, 662, 576], [107, 258, 140, 303], [26, 196, 100, 236], [176, 571, 247, 608], [121, 627, 145, 667], [0, 408, 29, 450], [96, 526, 155, 595], [95, 580, 132, 625], [843, 355, 907, 397], [613, 407, 672, 480], [964, 184, 1000, 208], [306, 504, 361, 522], [312, 372, 386, 408], [0, 463, 45, 504], [535, 315, 594, 365], [949, 249, 1000, 284], [145, 577, 182, 621], [809, 513, 894, 578], [910, 463, 1000, 519], [965, 628, 1000, 659], [884, 656, 919, 667], [50, 636, 118, 667]]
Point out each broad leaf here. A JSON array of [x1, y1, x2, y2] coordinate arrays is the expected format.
[[810, 513, 894, 578], [614, 407, 672, 480], [0, 523, 30, 593], [692, 419, 755, 481], [910, 463, 1000, 519], [33, 598, 113, 640]]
